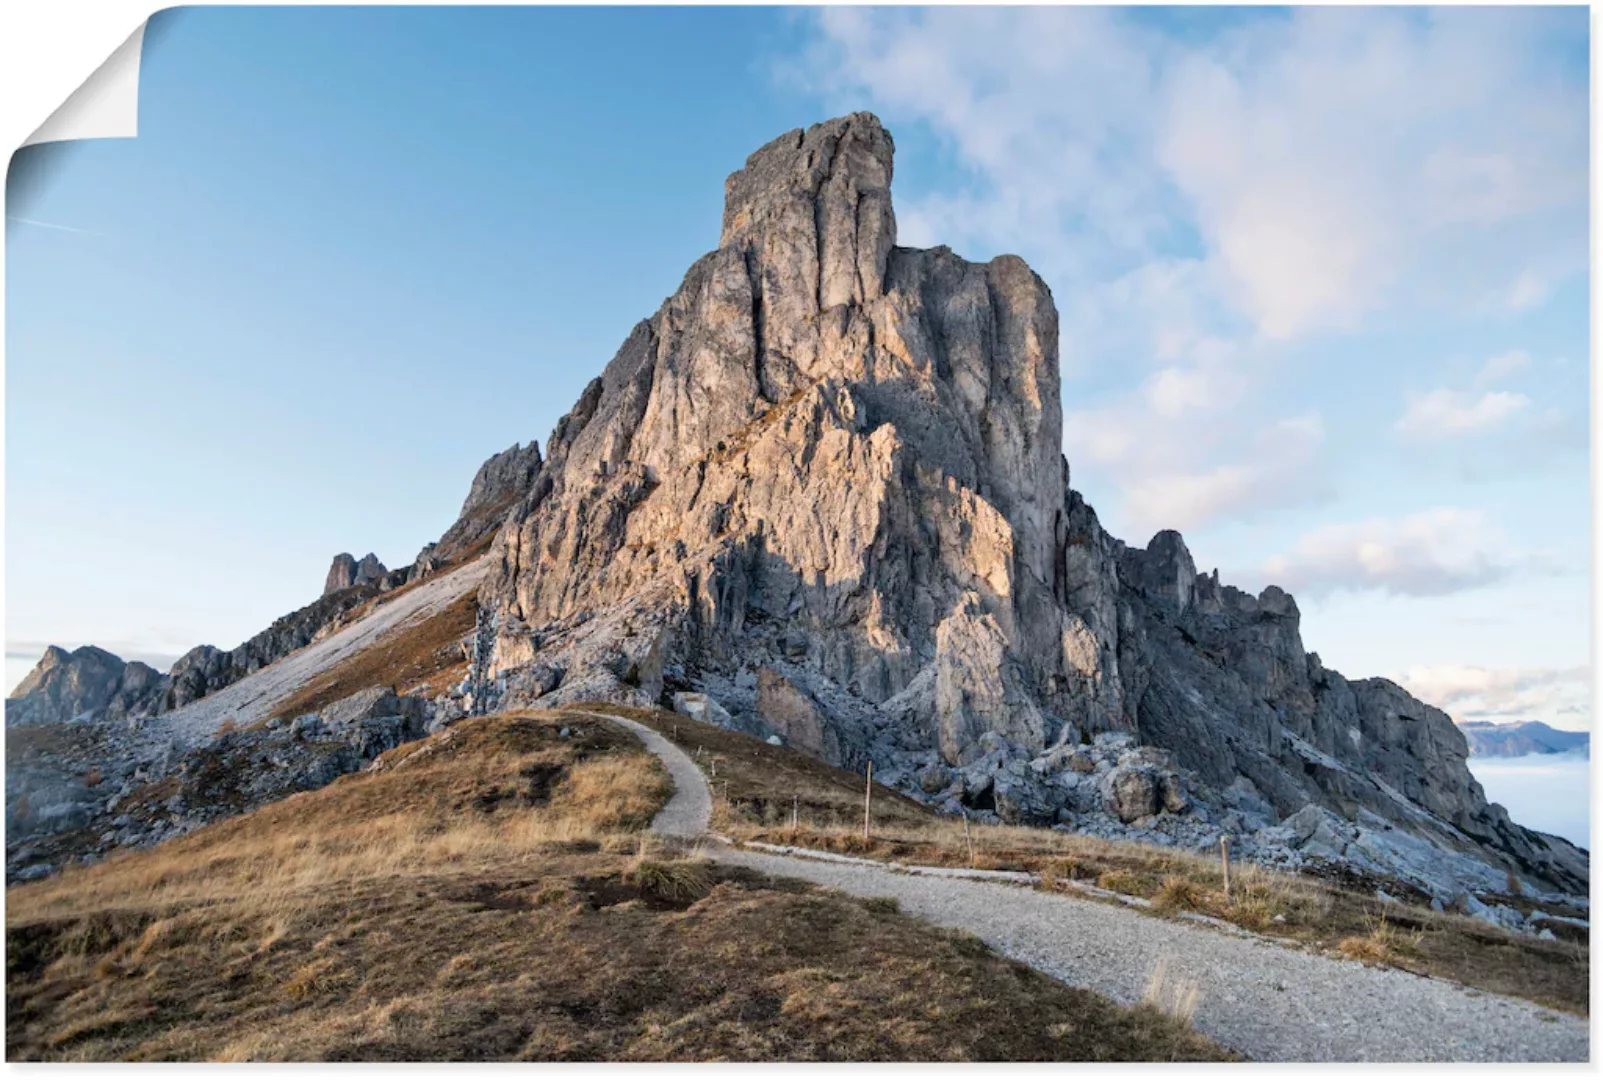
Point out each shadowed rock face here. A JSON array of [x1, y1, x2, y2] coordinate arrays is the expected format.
[[470, 112, 1585, 896]]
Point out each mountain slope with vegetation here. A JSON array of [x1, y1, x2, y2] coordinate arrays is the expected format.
[[6, 711, 1228, 1062]]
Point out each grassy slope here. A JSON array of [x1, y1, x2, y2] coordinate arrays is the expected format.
[[604, 704, 1589, 1016], [6, 711, 1230, 1062]]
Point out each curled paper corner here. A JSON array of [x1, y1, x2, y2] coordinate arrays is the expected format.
[[22, 21, 148, 148]]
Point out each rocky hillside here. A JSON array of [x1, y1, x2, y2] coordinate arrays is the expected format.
[[464, 113, 1584, 900]]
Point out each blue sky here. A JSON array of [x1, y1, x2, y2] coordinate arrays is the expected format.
[[6, 6, 1591, 732]]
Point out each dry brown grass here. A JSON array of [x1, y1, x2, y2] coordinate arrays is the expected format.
[[1152, 875, 1209, 914], [7, 709, 1233, 1062], [592, 704, 1589, 1016], [623, 858, 712, 904], [1142, 957, 1202, 1025], [1337, 915, 1425, 967]]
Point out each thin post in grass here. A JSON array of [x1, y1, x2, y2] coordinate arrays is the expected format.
[[863, 760, 873, 841], [962, 810, 975, 868], [1221, 835, 1232, 901], [792, 794, 799, 831]]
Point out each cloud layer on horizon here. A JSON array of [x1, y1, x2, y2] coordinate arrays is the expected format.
[[1398, 664, 1591, 729]]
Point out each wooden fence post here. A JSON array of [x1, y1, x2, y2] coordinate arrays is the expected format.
[[863, 760, 873, 841], [1221, 835, 1232, 901], [962, 811, 975, 869], [792, 794, 799, 831]]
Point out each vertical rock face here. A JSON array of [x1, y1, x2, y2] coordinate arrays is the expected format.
[[481, 113, 1068, 733]]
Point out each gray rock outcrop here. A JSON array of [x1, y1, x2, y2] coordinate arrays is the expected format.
[[435, 441, 544, 560], [324, 552, 387, 596], [465, 112, 1584, 900], [5, 646, 164, 727]]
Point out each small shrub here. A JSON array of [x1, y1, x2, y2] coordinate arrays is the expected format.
[[862, 896, 900, 915], [1505, 871, 1524, 898], [623, 858, 711, 904]]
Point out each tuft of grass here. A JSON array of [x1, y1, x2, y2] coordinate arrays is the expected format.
[[1098, 869, 1146, 896], [282, 958, 354, 1000], [1153, 875, 1209, 914], [1038, 858, 1081, 889], [1337, 914, 1424, 966], [861, 896, 901, 915], [623, 858, 712, 904], [1142, 957, 1201, 1025]]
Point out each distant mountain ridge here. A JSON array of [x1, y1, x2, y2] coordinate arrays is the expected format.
[[1458, 720, 1589, 759]]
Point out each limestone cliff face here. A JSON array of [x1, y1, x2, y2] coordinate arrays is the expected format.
[[469, 113, 1580, 893], [482, 114, 1069, 721]]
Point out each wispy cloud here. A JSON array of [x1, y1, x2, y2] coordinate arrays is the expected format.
[[5, 215, 104, 236], [1396, 388, 1531, 441], [1475, 349, 1532, 386], [1262, 507, 1527, 598]]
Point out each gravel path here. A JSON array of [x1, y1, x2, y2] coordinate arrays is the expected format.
[[156, 559, 489, 747], [600, 712, 1587, 1063]]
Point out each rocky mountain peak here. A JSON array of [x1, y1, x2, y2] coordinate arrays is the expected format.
[[720, 111, 896, 311], [466, 112, 1586, 900]]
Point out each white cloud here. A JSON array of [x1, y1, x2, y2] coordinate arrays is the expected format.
[[1397, 664, 1591, 728], [1506, 270, 1551, 311], [1396, 388, 1531, 440], [1069, 406, 1326, 534], [1475, 349, 1531, 386], [1263, 507, 1521, 597]]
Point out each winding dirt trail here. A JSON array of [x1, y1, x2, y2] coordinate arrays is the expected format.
[[596, 711, 1587, 1064]]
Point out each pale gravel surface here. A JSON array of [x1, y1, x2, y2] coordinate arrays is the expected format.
[[601, 711, 1588, 1063], [155, 559, 489, 748]]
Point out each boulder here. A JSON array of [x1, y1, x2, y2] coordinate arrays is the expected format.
[[1101, 765, 1162, 823], [757, 670, 842, 767]]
